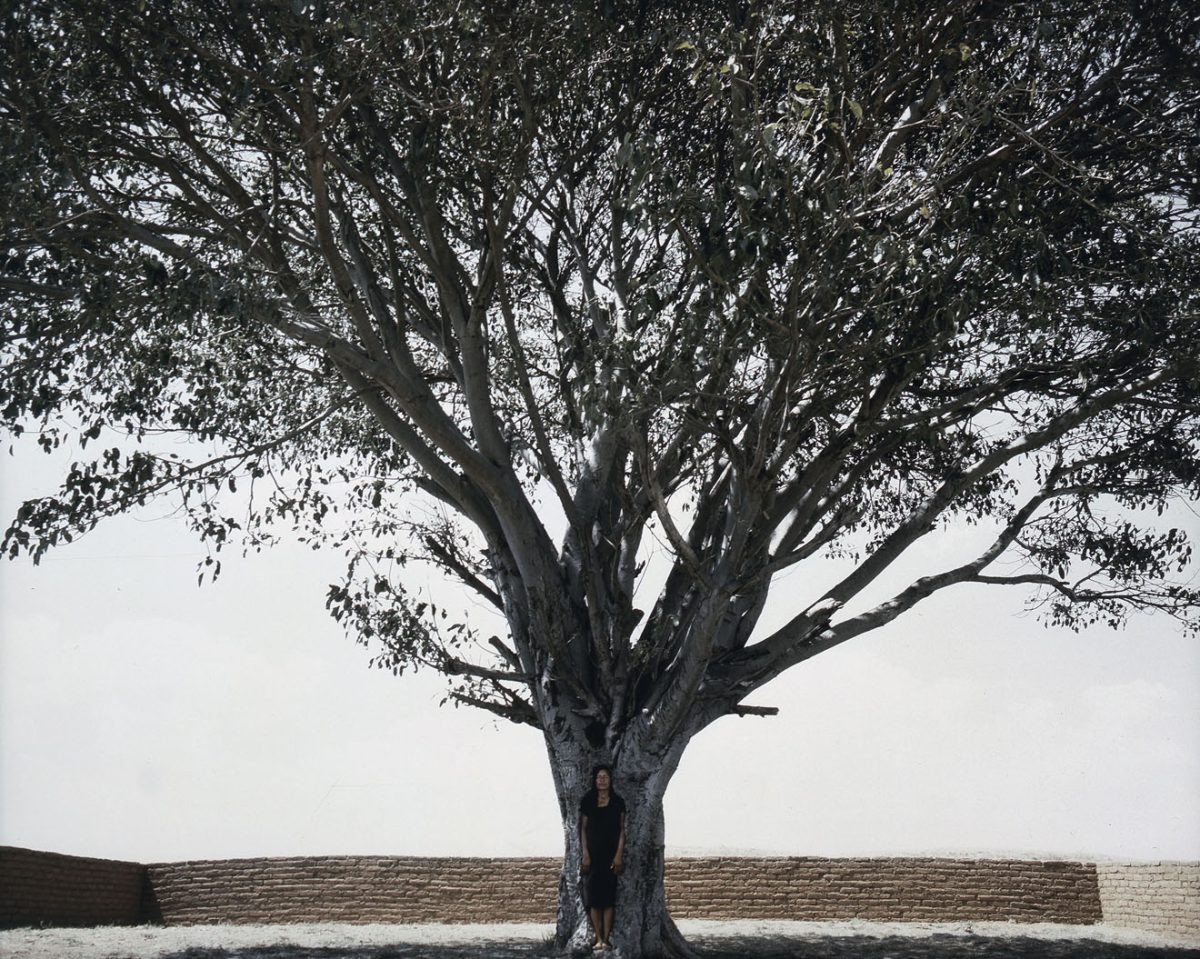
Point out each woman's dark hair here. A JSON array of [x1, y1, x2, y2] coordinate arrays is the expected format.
[[583, 764, 621, 805]]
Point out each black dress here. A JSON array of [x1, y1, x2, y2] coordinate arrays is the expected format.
[[580, 790, 625, 909]]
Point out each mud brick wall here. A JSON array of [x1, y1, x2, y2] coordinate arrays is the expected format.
[[10, 845, 1196, 935], [0, 846, 152, 929], [145, 856, 557, 924], [665, 857, 1102, 923], [1096, 862, 1200, 940], [144, 855, 1101, 925]]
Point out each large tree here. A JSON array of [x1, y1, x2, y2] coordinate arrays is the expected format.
[[2, 1, 1198, 954]]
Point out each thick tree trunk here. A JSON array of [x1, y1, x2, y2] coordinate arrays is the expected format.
[[547, 740, 593, 952], [613, 781, 671, 957], [546, 729, 694, 959]]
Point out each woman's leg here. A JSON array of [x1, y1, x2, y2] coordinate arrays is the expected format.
[[601, 906, 615, 946], [589, 907, 603, 947]]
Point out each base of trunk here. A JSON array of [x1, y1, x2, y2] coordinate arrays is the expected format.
[[661, 915, 701, 959], [555, 781, 697, 958], [560, 909, 699, 959]]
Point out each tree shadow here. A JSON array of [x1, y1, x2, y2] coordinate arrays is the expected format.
[[157, 944, 558, 959], [689, 932, 1200, 959], [157, 948, 522, 959], [153, 934, 1200, 959]]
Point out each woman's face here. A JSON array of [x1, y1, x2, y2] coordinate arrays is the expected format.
[[595, 769, 611, 790]]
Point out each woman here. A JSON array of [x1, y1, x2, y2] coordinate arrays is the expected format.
[[579, 765, 625, 951]]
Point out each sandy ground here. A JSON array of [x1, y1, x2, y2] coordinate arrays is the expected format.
[[2, 920, 1198, 959]]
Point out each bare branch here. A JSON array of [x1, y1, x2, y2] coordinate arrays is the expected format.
[[449, 690, 540, 728], [730, 704, 778, 717]]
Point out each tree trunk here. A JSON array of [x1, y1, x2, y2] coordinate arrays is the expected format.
[[546, 730, 695, 958], [613, 781, 672, 958], [547, 739, 593, 953]]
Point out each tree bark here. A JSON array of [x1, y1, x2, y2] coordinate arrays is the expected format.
[[612, 783, 672, 958], [546, 727, 695, 958], [547, 737, 593, 952]]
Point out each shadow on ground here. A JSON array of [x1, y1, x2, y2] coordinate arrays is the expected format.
[[156, 934, 1200, 959], [689, 933, 1200, 958]]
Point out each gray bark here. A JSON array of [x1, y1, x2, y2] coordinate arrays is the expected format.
[[546, 722, 694, 958]]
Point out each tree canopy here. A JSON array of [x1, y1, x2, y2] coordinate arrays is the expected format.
[[3, 0, 1198, 755], [5, 1, 1200, 952]]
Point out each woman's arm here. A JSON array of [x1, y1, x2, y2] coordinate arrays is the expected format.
[[580, 814, 591, 873], [612, 812, 625, 874]]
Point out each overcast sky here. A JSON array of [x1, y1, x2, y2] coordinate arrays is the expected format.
[[2, 439, 1198, 865]]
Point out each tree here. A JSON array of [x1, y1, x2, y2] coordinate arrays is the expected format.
[[2, 0, 1198, 954]]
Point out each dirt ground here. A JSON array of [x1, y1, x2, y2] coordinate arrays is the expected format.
[[2, 920, 1198, 959]]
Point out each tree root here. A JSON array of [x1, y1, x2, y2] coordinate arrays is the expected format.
[[661, 912, 702, 959]]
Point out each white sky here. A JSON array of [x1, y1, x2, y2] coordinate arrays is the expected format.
[[2, 440, 1198, 864]]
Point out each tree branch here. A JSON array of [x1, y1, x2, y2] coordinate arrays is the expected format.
[[730, 704, 778, 717], [449, 690, 540, 728], [423, 534, 503, 610]]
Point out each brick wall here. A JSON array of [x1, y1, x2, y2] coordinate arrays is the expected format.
[[145, 856, 555, 924], [5, 845, 1196, 938], [0, 847, 152, 929], [144, 855, 1101, 925], [665, 857, 1101, 923], [1096, 862, 1200, 940]]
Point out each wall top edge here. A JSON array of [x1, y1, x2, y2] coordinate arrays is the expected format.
[[0, 845, 142, 868], [4, 846, 1195, 870]]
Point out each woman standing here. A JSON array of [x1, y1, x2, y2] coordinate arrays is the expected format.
[[579, 765, 626, 950]]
